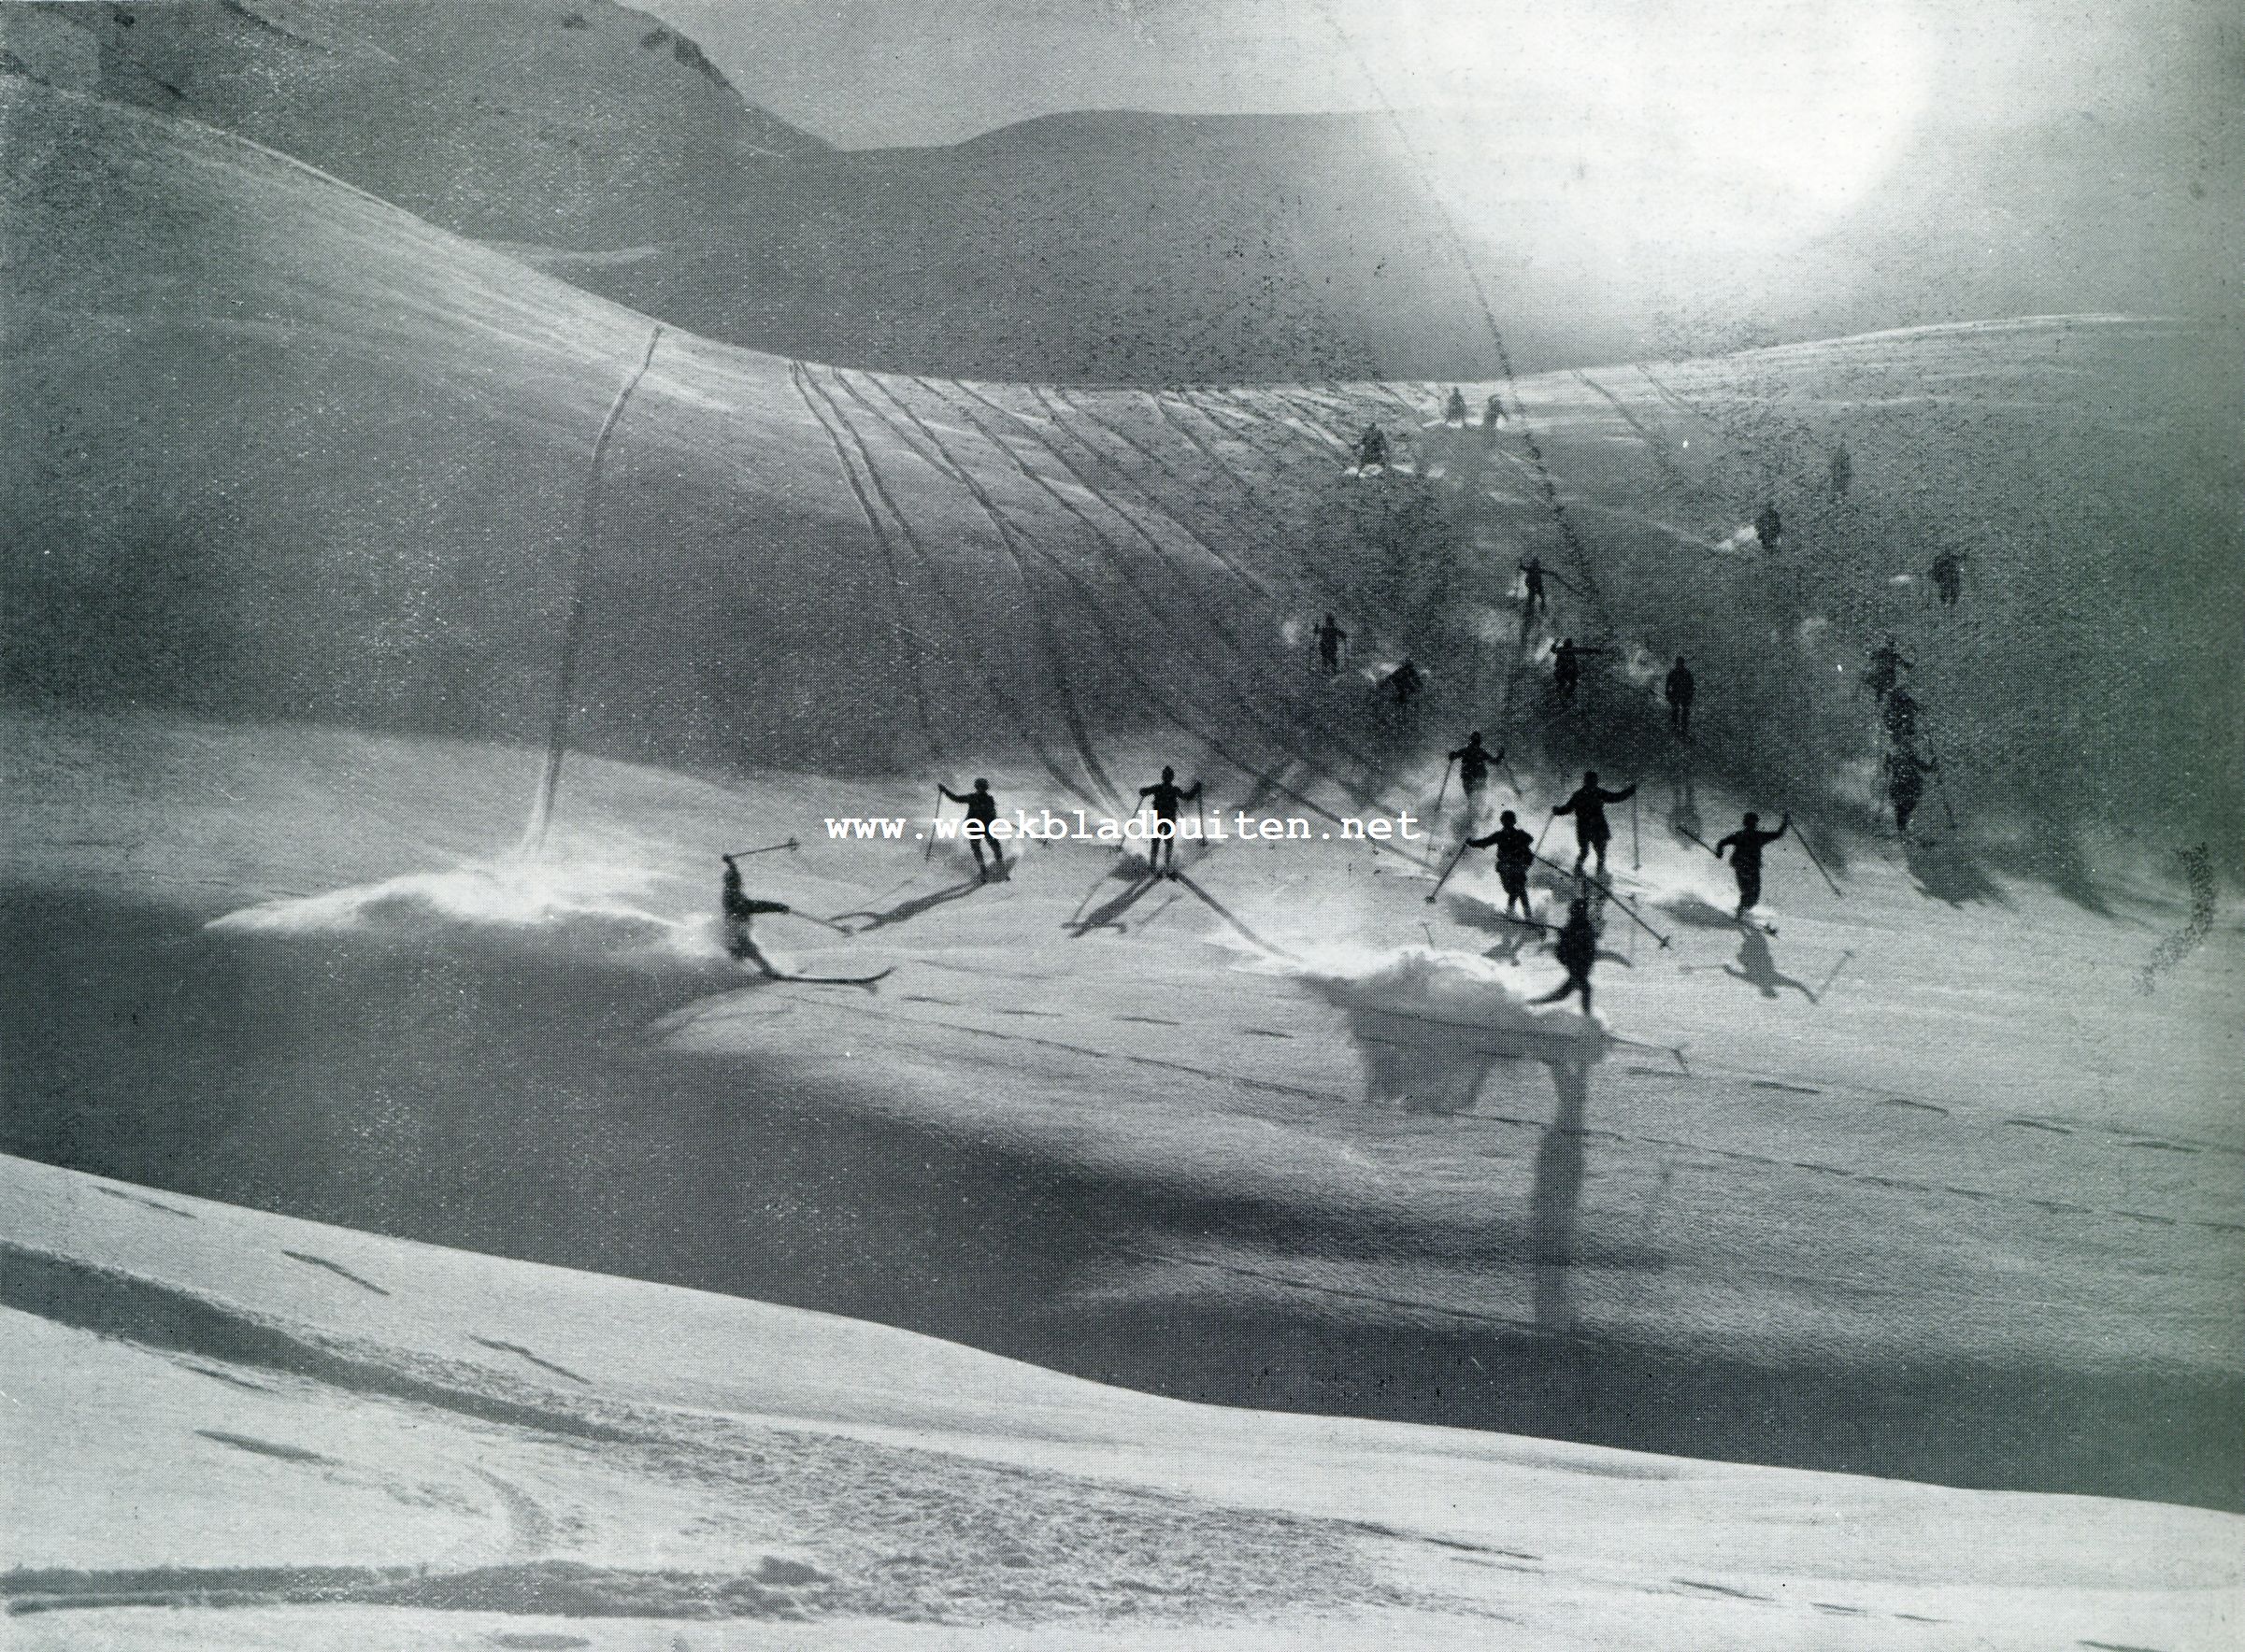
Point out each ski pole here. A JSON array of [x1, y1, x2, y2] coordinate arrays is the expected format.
[[1631, 790, 1641, 871], [1530, 850, 1672, 948], [1786, 816, 1844, 898], [1424, 837, 1473, 904], [1436, 755, 1455, 808], [1534, 812, 1556, 855], [722, 837, 800, 858], [923, 787, 943, 861]]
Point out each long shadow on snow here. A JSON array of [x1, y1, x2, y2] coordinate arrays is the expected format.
[[3, 885, 2237, 1514]]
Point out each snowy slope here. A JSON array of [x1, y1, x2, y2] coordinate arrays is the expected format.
[[7, 1151, 2240, 1649], [6, 710, 2238, 1515], [4, 74, 2238, 847]]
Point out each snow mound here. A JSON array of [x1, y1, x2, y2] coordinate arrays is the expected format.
[[207, 857, 722, 963]]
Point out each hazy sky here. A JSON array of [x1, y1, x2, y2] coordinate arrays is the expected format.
[[648, 0, 2238, 151]]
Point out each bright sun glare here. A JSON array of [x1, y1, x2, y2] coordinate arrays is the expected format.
[[1338, 0, 1935, 250]]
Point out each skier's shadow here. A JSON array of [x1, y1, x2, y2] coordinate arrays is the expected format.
[[1531, 1053, 1595, 1334], [1721, 932, 1819, 1004], [1903, 837, 2004, 909], [1065, 862, 1163, 937], [831, 877, 982, 934]]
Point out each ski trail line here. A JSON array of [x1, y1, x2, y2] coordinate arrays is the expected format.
[[794, 363, 1096, 808], [866, 377, 1434, 868], [1038, 388, 1278, 595], [834, 368, 1127, 810], [938, 381, 1392, 782], [784, 361, 948, 767]]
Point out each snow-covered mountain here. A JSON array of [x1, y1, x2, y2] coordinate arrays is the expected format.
[[0, 0, 825, 249]]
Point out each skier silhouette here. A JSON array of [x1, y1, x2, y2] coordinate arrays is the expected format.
[[721, 857, 792, 974], [1519, 555, 1548, 617], [1382, 658, 1426, 706], [1445, 387, 1469, 425], [938, 777, 1007, 880], [1354, 424, 1389, 473], [1530, 897, 1601, 1014], [1664, 655, 1695, 739], [1553, 769, 1637, 878], [1551, 637, 1609, 707], [1865, 635, 1910, 701], [1447, 731, 1501, 809], [1713, 811, 1789, 920], [1484, 392, 1507, 430], [1882, 685, 1920, 748], [1314, 612, 1349, 675], [1755, 504, 1782, 551], [1467, 808, 1538, 921], [1137, 765, 1202, 878], [1886, 748, 1938, 836], [1930, 549, 1965, 607]]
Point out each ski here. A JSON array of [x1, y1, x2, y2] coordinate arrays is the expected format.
[[769, 966, 894, 987]]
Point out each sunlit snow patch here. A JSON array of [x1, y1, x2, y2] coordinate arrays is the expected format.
[[207, 855, 724, 963], [1715, 523, 1763, 554]]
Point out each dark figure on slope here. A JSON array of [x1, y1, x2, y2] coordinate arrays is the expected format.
[[1138, 765, 1203, 878], [1882, 684, 1920, 749], [1865, 635, 1910, 702], [1355, 424, 1390, 473], [938, 777, 1007, 880], [1530, 897, 1602, 1015], [1468, 808, 1538, 921], [1829, 442, 1852, 499], [721, 857, 792, 973], [1886, 748, 1938, 836], [1551, 637, 1609, 707], [1445, 387, 1469, 425], [1448, 731, 1502, 807], [1755, 503, 1783, 551], [1664, 655, 1695, 740], [1929, 548, 1965, 607], [1382, 658, 1426, 706], [1713, 811, 1789, 919], [1315, 612, 1349, 675], [1553, 769, 1637, 878], [1484, 392, 1507, 431], [1518, 555, 1548, 618]]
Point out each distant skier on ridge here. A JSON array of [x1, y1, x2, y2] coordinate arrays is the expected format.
[[1519, 555, 1548, 618], [1354, 423, 1390, 474], [1929, 548, 1966, 607], [1755, 503, 1783, 551], [1315, 612, 1349, 676], [1664, 655, 1695, 740], [1712, 810, 1790, 921]]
